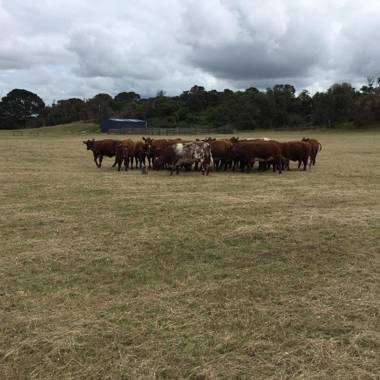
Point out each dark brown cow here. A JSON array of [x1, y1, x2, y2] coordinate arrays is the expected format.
[[114, 142, 129, 171], [143, 138, 171, 168], [152, 144, 176, 170], [280, 141, 311, 170], [204, 138, 233, 170], [83, 139, 121, 168], [134, 141, 147, 168], [230, 140, 282, 173], [112, 139, 137, 169], [118, 139, 135, 169], [302, 137, 322, 167]]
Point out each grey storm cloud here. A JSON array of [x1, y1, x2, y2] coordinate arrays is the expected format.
[[1, 0, 380, 103]]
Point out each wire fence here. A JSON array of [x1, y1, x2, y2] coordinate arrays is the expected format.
[[107, 126, 235, 135]]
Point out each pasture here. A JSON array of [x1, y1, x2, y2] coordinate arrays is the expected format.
[[1, 124, 380, 379]]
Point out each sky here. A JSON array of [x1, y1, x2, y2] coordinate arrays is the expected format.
[[1, 0, 380, 104]]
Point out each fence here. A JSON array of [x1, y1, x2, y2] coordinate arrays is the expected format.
[[107, 126, 235, 135]]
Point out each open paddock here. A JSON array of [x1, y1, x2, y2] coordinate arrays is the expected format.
[[1, 127, 380, 379]]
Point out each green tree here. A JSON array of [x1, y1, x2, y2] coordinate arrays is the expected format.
[[114, 91, 140, 103], [327, 83, 355, 123], [0, 89, 45, 128], [86, 93, 115, 122]]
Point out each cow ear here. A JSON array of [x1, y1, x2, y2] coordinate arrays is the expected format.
[[142, 137, 146, 141], [82, 141, 87, 144]]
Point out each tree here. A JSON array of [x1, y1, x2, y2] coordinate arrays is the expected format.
[[45, 98, 86, 125], [296, 90, 312, 123], [114, 91, 140, 103], [86, 93, 115, 122], [312, 92, 333, 126], [156, 90, 166, 97], [327, 83, 355, 123], [1, 89, 45, 128]]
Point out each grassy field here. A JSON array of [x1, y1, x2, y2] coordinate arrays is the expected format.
[[1, 123, 380, 379]]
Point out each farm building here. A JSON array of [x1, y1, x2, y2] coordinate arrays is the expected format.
[[100, 118, 146, 133]]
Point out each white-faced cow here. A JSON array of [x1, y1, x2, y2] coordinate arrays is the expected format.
[[171, 142, 213, 175], [154, 141, 213, 175]]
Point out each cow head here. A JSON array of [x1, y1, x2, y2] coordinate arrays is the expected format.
[[203, 137, 216, 142], [302, 137, 310, 142], [230, 136, 239, 144], [83, 139, 95, 150], [142, 137, 153, 154]]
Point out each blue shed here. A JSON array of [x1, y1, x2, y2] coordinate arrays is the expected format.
[[100, 118, 146, 133]]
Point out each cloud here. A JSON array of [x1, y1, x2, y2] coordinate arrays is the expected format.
[[179, 0, 330, 80], [0, 0, 380, 103]]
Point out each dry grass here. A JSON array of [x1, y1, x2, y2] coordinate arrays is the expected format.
[[1, 125, 380, 379]]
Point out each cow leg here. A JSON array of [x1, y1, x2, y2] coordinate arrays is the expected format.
[[275, 157, 282, 174], [98, 155, 103, 168], [112, 159, 117, 167], [93, 153, 100, 168], [176, 165, 180, 175], [200, 161, 205, 175], [205, 162, 210, 175], [298, 160, 302, 169], [246, 159, 254, 173], [303, 158, 308, 170]]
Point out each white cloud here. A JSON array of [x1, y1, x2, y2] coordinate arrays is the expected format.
[[0, 0, 380, 103]]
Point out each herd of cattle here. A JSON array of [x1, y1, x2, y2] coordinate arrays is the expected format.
[[82, 136, 322, 175]]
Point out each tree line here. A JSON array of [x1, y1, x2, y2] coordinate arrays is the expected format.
[[1, 80, 380, 130]]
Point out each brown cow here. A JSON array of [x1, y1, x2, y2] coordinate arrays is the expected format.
[[134, 141, 147, 168], [124, 139, 136, 168], [302, 137, 322, 167], [152, 144, 176, 170], [143, 138, 171, 168], [113, 139, 135, 169], [230, 140, 282, 173], [280, 141, 311, 170], [204, 138, 233, 170], [114, 142, 129, 171], [83, 139, 121, 168]]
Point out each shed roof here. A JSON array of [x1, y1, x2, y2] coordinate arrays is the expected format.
[[109, 118, 145, 123]]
